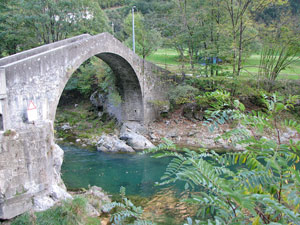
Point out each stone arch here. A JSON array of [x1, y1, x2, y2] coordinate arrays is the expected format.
[[53, 52, 144, 124], [97, 52, 144, 122], [0, 33, 170, 219]]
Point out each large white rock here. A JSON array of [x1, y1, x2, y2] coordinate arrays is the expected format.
[[97, 134, 135, 153], [50, 185, 72, 201], [33, 196, 55, 212], [120, 126, 155, 151]]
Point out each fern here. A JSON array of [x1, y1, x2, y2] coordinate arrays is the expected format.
[[150, 94, 300, 224], [103, 187, 155, 225]]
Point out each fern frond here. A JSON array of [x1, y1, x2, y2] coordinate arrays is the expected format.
[[111, 209, 140, 225], [237, 170, 279, 189], [251, 194, 300, 223], [284, 119, 300, 133]]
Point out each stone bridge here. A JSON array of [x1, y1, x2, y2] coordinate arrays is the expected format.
[[0, 33, 169, 219]]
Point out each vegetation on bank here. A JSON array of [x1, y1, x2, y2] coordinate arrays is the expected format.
[[55, 100, 117, 144], [10, 197, 101, 225]]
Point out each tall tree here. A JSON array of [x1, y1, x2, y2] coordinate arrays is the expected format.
[[222, 0, 287, 77], [0, 0, 109, 57], [124, 12, 162, 60], [21, 0, 109, 44]]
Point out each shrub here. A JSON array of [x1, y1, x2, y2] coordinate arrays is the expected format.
[[168, 84, 199, 105], [145, 94, 300, 224], [11, 197, 88, 225]]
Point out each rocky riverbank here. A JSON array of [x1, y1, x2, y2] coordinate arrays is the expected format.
[[55, 93, 300, 153]]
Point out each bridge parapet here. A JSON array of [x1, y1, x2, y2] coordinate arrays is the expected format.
[[0, 34, 91, 67]]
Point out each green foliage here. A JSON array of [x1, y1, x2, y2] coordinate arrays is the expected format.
[[10, 213, 32, 225], [11, 197, 89, 225], [103, 187, 154, 225], [259, 42, 300, 91], [146, 94, 300, 224], [124, 12, 162, 59], [0, 0, 109, 56], [195, 90, 245, 126], [64, 58, 122, 105], [196, 90, 232, 111], [168, 84, 198, 105], [100, 68, 122, 107]]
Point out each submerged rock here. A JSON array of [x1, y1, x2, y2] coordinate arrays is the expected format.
[[120, 125, 155, 151], [97, 134, 135, 153]]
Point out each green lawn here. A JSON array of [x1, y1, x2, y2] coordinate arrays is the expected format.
[[147, 49, 300, 80]]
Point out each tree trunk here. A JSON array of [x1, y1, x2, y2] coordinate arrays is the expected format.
[[237, 17, 243, 77]]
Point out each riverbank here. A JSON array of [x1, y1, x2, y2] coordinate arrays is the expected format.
[[55, 100, 300, 152]]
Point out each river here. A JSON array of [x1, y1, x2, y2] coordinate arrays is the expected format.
[[61, 145, 189, 224]]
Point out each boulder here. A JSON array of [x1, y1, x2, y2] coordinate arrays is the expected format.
[[90, 91, 106, 110], [166, 129, 178, 138], [97, 134, 135, 153], [76, 186, 111, 217], [182, 103, 205, 121], [50, 185, 72, 201], [61, 123, 72, 131], [86, 203, 100, 217], [120, 126, 155, 151], [33, 196, 55, 212], [122, 121, 148, 136]]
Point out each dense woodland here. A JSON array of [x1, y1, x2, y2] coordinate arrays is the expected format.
[[1, 0, 299, 76], [2, 0, 300, 224]]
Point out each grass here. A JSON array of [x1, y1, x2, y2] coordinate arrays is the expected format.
[[10, 197, 100, 225], [55, 101, 117, 143], [147, 49, 300, 80]]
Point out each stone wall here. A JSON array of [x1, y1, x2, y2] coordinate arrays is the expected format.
[[0, 122, 69, 219]]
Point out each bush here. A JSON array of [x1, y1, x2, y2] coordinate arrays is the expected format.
[[196, 90, 231, 111], [168, 84, 199, 105], [11, 197, 88, 225]]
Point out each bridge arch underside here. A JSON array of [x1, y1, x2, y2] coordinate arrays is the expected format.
[[96, 53, 144, 122], [55, 52, 144, 124]]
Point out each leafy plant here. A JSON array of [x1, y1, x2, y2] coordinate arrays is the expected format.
[[11, 197, 89, 225], [168, 84, 199, 105], [146, 94, 300, 224], [103, 187, 154, 225], [258, 42, 300, 92]]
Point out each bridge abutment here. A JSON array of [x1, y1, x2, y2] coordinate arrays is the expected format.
[[0, 122, 70, 219]]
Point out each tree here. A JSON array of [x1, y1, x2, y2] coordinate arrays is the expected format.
[[0, 0, 35, 56], [0, 0, 109, 57], [258, 13, 300, 92], [21, 0, 109, 44], [222, 0, 287, 77], [124, 12, 162, 60]]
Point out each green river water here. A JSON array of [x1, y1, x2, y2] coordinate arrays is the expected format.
[[61, 145, 189, 224]]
